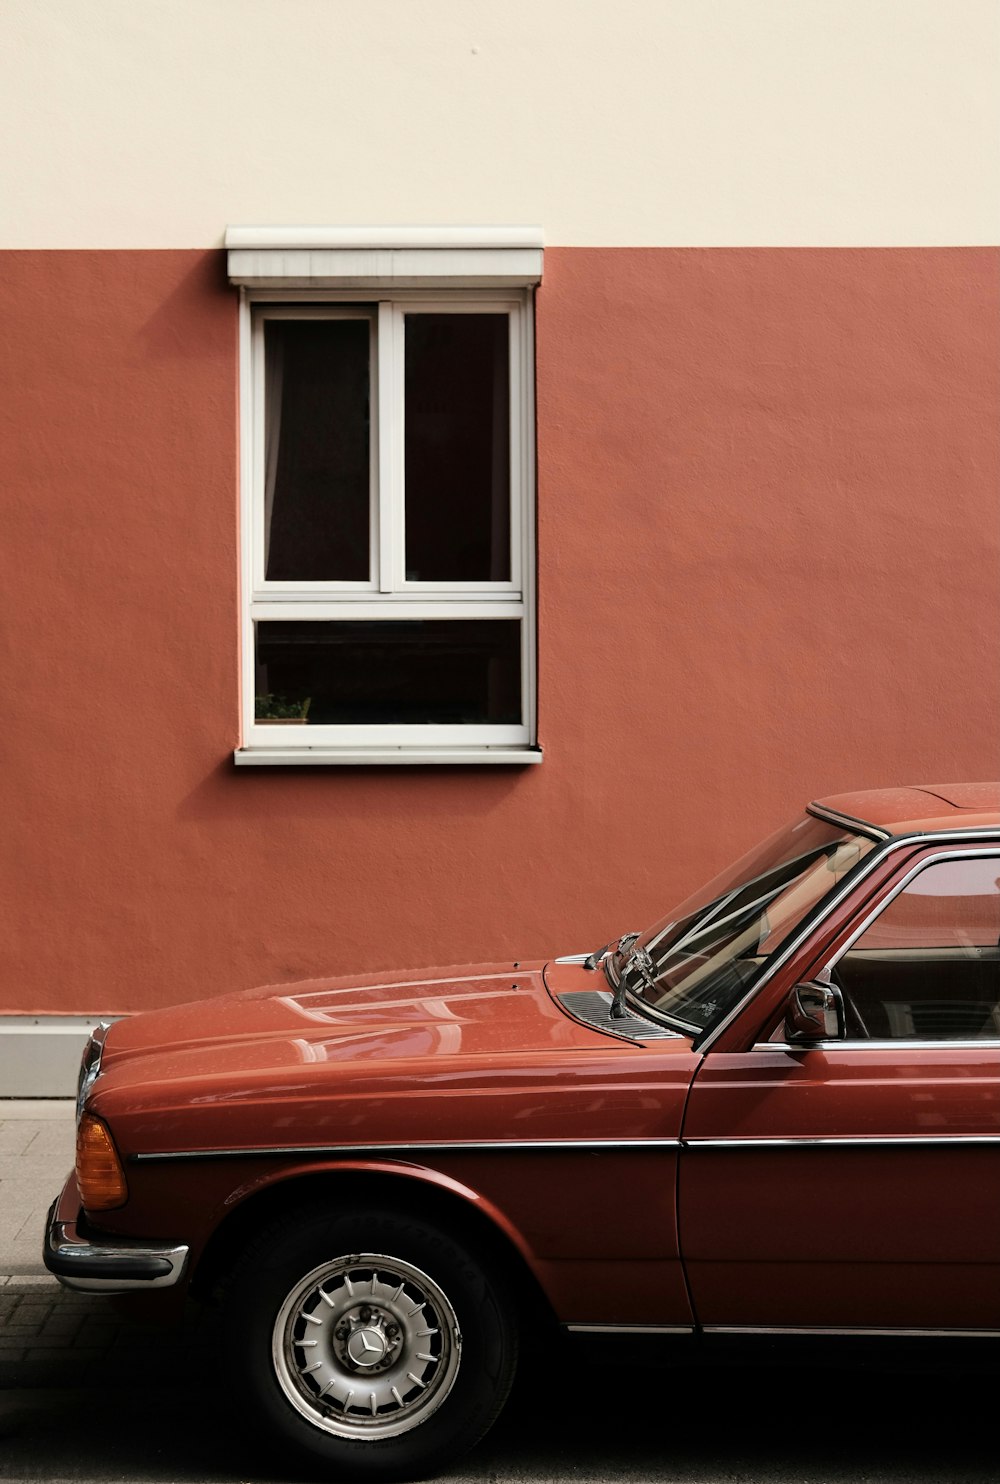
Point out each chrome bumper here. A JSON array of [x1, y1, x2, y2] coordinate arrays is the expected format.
[[44, 1173, 189, 1294]]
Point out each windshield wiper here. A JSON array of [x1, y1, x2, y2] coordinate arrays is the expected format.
[[597, 931, 636, 984], [583, 939, 614, 971], [597, 933, 657, 1019]]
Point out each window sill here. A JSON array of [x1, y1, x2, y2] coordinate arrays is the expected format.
[[233, 746, 543, 767]]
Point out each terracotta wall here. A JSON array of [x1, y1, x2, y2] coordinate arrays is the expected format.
[[3, 247, 998, 1014]]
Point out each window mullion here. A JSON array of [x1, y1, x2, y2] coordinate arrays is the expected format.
[[377, 301, 403, 595]]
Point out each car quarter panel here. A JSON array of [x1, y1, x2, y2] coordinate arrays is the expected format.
[[87, 1045, 699, 1328]]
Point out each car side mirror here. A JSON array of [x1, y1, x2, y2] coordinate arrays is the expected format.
[[784, 979, 845, 1043]]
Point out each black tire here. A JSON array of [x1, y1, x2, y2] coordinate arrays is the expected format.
[[224, 1203, 518, 1482]]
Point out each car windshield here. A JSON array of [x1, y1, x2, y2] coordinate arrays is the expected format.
[[614, 813, 876, 1036]]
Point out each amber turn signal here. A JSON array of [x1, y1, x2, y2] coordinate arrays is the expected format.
[[76, 1113, 128, 1210]]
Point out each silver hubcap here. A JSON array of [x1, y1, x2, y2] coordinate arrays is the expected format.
[[272, 1254, 462, 1439]]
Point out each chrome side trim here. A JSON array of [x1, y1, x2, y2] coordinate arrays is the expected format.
[[685, 1136, 1000, 1150], [44, 1204, 189, 1294], [132, 1134, 1000, 1163], [564, 1323, 694, 1335], [758, 1039, 1000, 1052], [703, 1324, 1000, 1338], [807, 803, 891, 842], [130, 1137, 683, 1164], [697, 830, 1000, 1055]]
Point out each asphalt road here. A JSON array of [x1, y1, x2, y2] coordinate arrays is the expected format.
[[1, 1343, 998, 1483]]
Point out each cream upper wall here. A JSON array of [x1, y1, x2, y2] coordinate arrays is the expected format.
[[3, 0, 998, 249]]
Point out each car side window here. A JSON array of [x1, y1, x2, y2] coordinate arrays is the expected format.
[[834, 854, 1000, 1041]]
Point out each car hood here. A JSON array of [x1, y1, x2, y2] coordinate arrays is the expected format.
[[87, 961, 699, 1168], [95, 961, 598, 1089]]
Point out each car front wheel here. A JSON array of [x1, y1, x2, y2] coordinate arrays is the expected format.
[[226, 1204, 518, 1481]]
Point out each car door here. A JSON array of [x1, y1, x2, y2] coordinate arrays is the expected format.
[[679, 842, 1000, 1333]]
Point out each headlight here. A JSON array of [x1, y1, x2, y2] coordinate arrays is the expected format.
[[76, 1022, 111, 1125]]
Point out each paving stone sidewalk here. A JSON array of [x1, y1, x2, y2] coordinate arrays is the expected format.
[[0, 1100, 207, 1388]]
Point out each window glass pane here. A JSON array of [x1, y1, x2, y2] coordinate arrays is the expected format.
[[404, 314, 510, 582], [264, 319, 371, 582], [838, 857, 1000, 1040], [255, 620, 521, 724]]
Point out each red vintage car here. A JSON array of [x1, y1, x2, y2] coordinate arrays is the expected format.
[[46, 783, 1000, 1480]]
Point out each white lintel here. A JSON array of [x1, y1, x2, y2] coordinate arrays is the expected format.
[[226, 226, 543, 289]]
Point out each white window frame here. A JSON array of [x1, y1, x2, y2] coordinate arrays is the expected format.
[[235, 284, 538, 765]]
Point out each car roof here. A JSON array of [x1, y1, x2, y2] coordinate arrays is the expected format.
[[811, 783, 1000, 838]]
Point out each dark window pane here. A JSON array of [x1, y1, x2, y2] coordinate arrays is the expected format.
[[404, 314, 510, 582], [255, 620, 521, 725], [265, 319, 371, 582]]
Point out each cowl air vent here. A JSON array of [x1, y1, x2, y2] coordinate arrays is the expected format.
[[557, 991, 681, 1043]]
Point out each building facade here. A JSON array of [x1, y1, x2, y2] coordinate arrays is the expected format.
[[2, 1, 998, 1087]]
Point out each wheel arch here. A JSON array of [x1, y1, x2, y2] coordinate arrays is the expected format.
[[192, 1162, 555, 1327]]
